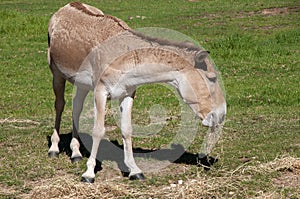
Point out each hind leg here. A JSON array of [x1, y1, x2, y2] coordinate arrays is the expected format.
[[48, 73, 66, 157], [70, 87, 89, 162]]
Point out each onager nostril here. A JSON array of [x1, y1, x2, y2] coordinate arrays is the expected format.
[[219, 114, 225, 123]]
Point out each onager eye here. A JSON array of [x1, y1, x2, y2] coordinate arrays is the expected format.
[[195, 60, 207, 71], [205, 71, 217, 82]]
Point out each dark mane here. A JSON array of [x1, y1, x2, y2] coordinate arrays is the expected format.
[[69, 2, 129, 30], [129, 30, 202, 52]]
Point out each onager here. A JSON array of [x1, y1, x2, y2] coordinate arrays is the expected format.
[[48, 2, 226, 182]]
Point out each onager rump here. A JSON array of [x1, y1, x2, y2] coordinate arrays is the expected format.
[[48, 2, 226, 182]]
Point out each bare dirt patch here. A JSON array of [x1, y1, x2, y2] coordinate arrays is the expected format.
[[188, 6, 300, 30], [260, 7, 300, 16], [273, 172, 300, 188], [236, 6, 300, 18], [187, 6, 300, 21]]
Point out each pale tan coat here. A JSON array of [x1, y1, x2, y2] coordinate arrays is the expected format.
[[47, 2, 226, 182]]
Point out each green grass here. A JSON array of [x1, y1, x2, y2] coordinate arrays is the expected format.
[[0, 0, 299, 198]]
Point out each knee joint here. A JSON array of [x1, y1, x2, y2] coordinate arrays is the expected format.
[[92, 127, 105, 139]]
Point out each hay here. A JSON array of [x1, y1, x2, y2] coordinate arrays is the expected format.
[[0, 118, 40, 125], [259, 156, 300, 173], [0, 118, 40, 129], [23, 156, 300, 198], [24, 175, 130, 199], [0, 184, 17, 196], [128, 170, 252, 198], [132, 156, 300, 198]]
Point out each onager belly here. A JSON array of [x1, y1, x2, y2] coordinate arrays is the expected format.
[[74, 70, 94, 91]]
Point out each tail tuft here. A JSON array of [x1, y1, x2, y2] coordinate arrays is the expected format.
[[47, 32, 51, 66], [48, 32, 50, 47]]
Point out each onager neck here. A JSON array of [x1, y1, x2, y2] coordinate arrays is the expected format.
[[98, 31, 198, 92], [97, 31, 213, 119]]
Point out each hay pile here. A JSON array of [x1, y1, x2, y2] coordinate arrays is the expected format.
[[24, 156, 300, 198], [259, 156, 300, 174], [24, 175, 130, 199]]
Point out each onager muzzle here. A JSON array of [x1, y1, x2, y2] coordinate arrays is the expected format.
[[202, 102, 226, 127]]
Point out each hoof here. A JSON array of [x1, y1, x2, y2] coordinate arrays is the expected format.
[[81, 176, 95, 183], [129, 173, 145, 180], [48, 151, 59, 158], [71, 156, 82, 163], [197, 154, 218, 171]]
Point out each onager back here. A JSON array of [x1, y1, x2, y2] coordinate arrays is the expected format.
[[48, 2, 226, 182]]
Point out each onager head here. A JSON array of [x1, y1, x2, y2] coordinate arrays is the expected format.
[[176, 50, 226, 128]]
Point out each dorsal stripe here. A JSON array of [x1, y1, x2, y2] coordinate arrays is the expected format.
[[69, 2, 129, 30]]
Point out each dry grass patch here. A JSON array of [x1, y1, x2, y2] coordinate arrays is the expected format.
[[259, 156, 300, 174], [22, 173, 130, 199], [0, 184, 17, 197], [21, 156, 300, 198], [0, 118, 40, 129], [265, 156, 300, 189]]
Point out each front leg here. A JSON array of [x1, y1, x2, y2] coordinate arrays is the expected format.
[[81, 85, 107, 183], [120, 95, 145, 180]]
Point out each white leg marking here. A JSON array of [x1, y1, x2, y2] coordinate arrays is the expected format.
[[82, 156, 97, 180], [82, 85, 107, 181], [70, 138, 81, 159], [120, 96, 142, 176], [48, 129, 60, 154]]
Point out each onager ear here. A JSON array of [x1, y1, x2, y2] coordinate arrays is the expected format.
[[194, 51, 209, 70], [183, 40, 194, 46]]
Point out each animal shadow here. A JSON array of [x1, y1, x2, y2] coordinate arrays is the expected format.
[[47, 132, 218, 175]]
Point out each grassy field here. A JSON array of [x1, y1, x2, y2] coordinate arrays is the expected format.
[[0, 0, 300, 198]]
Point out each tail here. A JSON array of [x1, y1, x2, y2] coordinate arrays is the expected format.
[[47, 32, 51, 66], [48, 32, 51, 48]]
